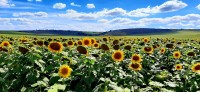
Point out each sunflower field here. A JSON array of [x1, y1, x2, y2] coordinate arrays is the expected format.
[[0, 36, 200, 92]]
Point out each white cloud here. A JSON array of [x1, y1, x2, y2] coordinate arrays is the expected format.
[[70, 2, 81, 7], [53, 3, 66, 9], [86, 4, 95, 9], [1, 13, 200, 31], [128, 0, 187, 17], [13, 12, 48, 17], [36, 0, 42, 2], [58, 0, 187, 20], [58, 8, 128, 20], [27, 0, 33, 2], [101, 14, 200, 27], [0, 0, 15, 7], [196, 4, 200, 10]]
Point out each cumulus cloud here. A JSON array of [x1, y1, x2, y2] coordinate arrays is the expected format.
[[100, 14, 200, 28], [128, 0, 187, 17], [0, 0, 15, 7], [53, 3, 66, 9], [58, 8, 128, 20], [196, 4, 200, 10], [58, 0, 187, 20], [13, 12, 48, 17], [86, 4, 95, 9], [70, 2, 81, 7]]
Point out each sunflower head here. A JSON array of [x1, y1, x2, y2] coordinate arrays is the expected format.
[[48, 42, 63, 52], [91, 38, 96, 45], [83, 37, 91, 46], [58, 65, 72, 78], [191, 63, 200, 73], [112, 44, 119, 50], [187, 52, 196, 57], [1, 41, 10, 47], [37, 40, 44, 46], [129, 62, 142, 71], [93, 43, 99, 48], [173, 51, 181, 59], [131, 54, 142, 63], [160, 48, 166, 54], [100, 44, 109, 51], [175, 64, 182, 70], [143, 38, 149, 43], [112, 50, 124, 62], [77, 46, 88, 55], [124, 45, 131, 50], [67, 40, 74, 47], [77, 40, 83, 45], [143, 46, 154, 54], [113, 39, 119, 45]]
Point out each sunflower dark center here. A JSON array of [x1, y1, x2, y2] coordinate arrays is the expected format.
[[61, 68, 68, 75], [37, 41, 43, 46], [114, 52, 122, 59], [50, 43, 61, 50], [131, 63, 139, 69], [132, 55, 139, 61], [195, 65, 200, 70], [78, 41, 82, 45], [94, 44, 98, 47], [68, 41, 73, 45], [84, 40, 90, 45], [175, 53, 179, 57], [176, 66, 180, 69], [144, 47, 152, 52], [113, 45, 119, 50], [187, 52, 195, 56], [91, 39, 95, 44], [4, 43, 9, 46], [77, 46, 87, 54]]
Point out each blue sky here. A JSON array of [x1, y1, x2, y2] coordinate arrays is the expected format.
[[0, 0, 200, 31]]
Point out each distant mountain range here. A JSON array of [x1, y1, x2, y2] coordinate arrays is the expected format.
[[2, 28, 200, 36]]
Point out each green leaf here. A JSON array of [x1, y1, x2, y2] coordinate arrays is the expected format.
[[149, 81, 165, 87], [35, 60, 44, 72], [31, 81, 47, 87]]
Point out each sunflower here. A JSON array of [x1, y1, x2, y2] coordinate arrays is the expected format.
[[112, 50, 124, 62], [160, 48, 166, 54], [100, 44, 109, 51], [1, 41, 10, 47], [124, 45, 131, 50], [93, 43, 99, 48], [143, 38, 149, 43], [187, 52, 196, 57], [48, 42, 63, 52], [103, 37, 108, 42], [175, 64, 182, 70], [173, 51, 181, 59], [67, 40, 74, 47], [113, 45, 120, 50], [129, 62, 142, 71], [58, 65, 72, 78], [143, 46, 154, 54], [36, 41, 44, 46], [131, 54, 142, 63], [77, 46, 88, 55], [77, 40, 83, 45], [82, 37, 91, 46], [113, 39, 119, 45], [91, 38, 96, 45], [191, 63, 200, 73]]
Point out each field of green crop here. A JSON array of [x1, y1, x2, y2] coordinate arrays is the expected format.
[[0, 32, 200, 92]]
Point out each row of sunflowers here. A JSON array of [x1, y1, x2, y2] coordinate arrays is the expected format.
[[0, 36, 200, 92]]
